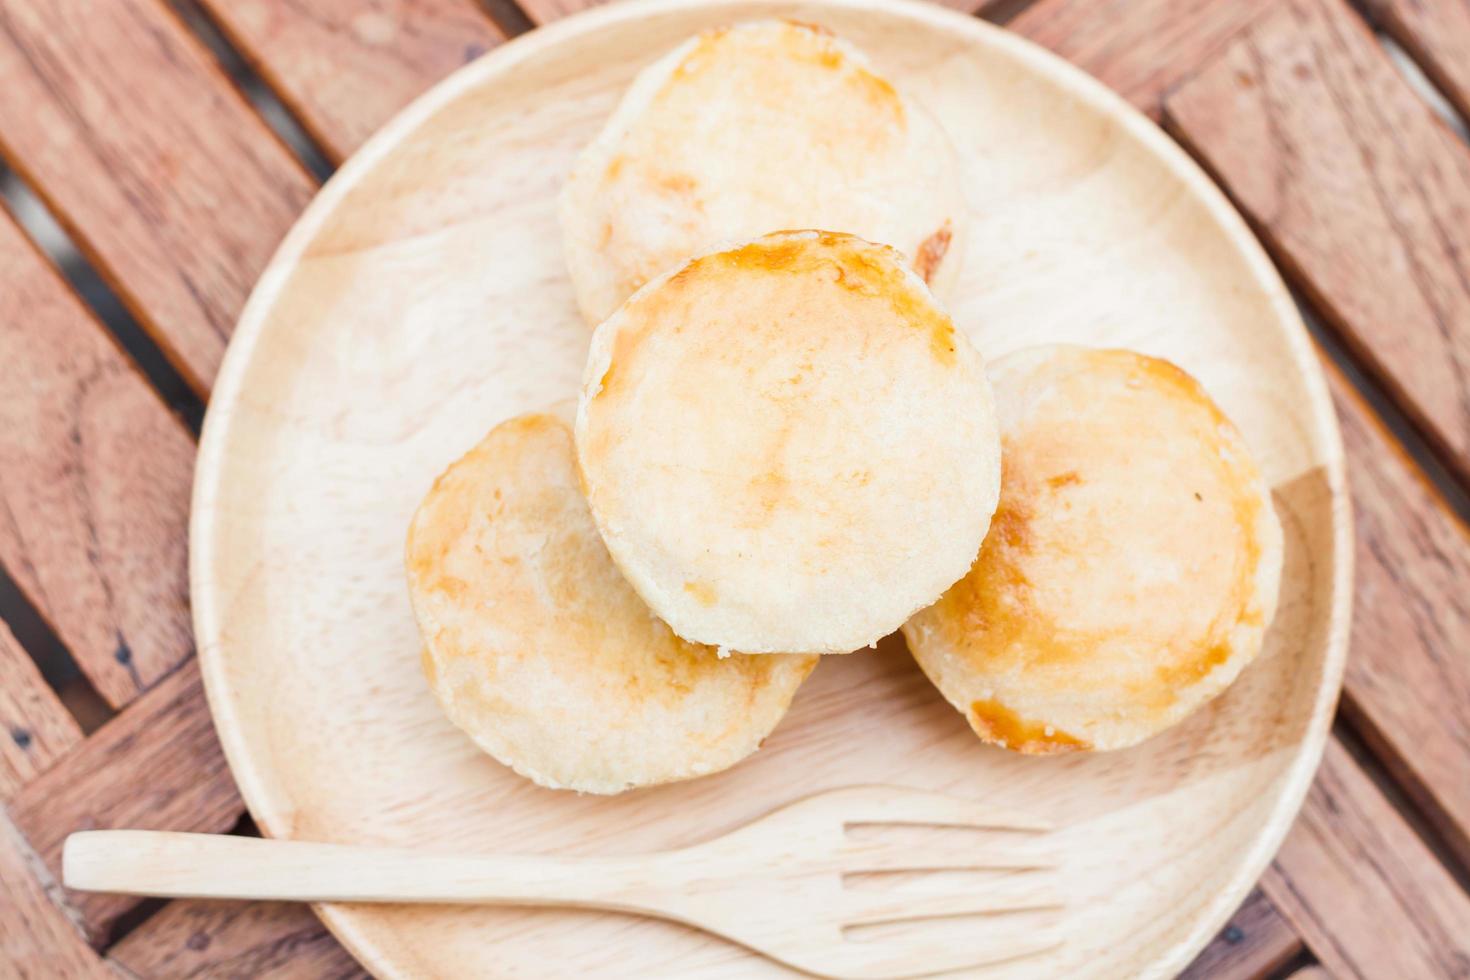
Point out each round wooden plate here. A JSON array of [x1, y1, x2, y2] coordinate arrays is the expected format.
[[192, 0, 1352, 975]]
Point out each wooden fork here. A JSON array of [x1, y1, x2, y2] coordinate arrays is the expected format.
[[64, 785, 1059, 979]]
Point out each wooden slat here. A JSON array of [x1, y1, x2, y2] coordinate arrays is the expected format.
[[109, 899, 366, 980], [1180, 887, 1304, 980], [1287, 967, 1332, 980], [8, 660, 242, 946], [1163, 0, 1470, 482], [1007, 0, 1275, 117], [0, 809, 110, 978], [0, 204, 194, 709], [0, 619, 80, 801], [1261, 737, 1470, 979], [194, 0, 506, 163], [1364, 0, 1470, 125], [1327, 364, 1470, 867], [0, 0, 315, 393]]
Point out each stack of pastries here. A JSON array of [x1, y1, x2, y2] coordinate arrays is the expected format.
[[405, 21, 1283, 793]]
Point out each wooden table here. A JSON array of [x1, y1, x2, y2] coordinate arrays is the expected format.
[[1, 0, 1467, 976]]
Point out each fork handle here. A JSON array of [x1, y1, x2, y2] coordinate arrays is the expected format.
[[64, 831, 669, 910]]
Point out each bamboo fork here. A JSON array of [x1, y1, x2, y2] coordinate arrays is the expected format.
[[65, 785, 1060, 979]]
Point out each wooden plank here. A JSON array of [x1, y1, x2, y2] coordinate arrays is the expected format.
[[0, 809, 110, 978], [1007, 0, 1275, 117], [0, 0, 315, 393], [8, 660, 242, 946], [1327, 364, 1470, 867], [1261, 737, 1470, 980], [0, 204, 195, 709], [0, 618, 80, 801], [1180, 887, 1303, 980], [1364, 0, 1470, 125], [1286, 967, 1332, 980], [194, 0, 506, 163], [1163, 0, 1470, 482], [109, 899, 366, 980]]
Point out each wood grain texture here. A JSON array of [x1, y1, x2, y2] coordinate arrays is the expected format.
[[0, 619, 80, 801], [1180, 887, 1304, 980], [8, 660, 241, 946], [1261, 737, 1470, 980], [1286, 967, 1332, 980], [517, 0, 993, 26], [1163, 0, 1470, 481], [109, 899, 366, 980], [190, 2, 1349, 975], [195, 0, 506, 163], [70, 790, 1057, 979], [0, 205, 195, 709], [1364, 0, 1470, 124], [0, 0, 314, 393], [1327, 364, 1470, 867], [512, 0, 615, 24], [0, 810, 110, 979], [1007, 0, 1275, 117]]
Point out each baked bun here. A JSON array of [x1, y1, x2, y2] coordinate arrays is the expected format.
[[576, 230, 1001, 656], [902, 345, 1283, 754], [560, 19, 966, 326], [406, 409, 817, 794]]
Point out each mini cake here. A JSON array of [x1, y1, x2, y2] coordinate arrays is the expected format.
[[576, 230, 1001, 656], [406, 409, 817, 793], [903, 345, 1283, 753], [560, 19, 966, 326]]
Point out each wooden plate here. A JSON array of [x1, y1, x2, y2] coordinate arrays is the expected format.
[[191, 0, 1352, 975]]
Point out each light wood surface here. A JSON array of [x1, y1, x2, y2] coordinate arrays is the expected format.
[[70, 788, 1056, 979], [1163, 0, 1470, 483], [190, 1, 1351, 977], [193, 0, 506, 164]]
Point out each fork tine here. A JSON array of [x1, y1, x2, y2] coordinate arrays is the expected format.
[[841, 837, 1056, 872], [827, 935, 1061, 979], [831, 786, 1051, 832], [844, 878, 1061, 926]]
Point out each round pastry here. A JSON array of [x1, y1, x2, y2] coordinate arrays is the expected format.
[[903, 345, 1283, 754], [405, 409, 817, 794], [560, 19, 966, 326], [576, 230, 1002, 656]]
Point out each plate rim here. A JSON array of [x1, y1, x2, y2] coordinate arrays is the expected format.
[[190, 0, 1355, 975]]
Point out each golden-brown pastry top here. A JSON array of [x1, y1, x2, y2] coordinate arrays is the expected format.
[[577, 231, 1001, 656], [903, 345, 1283, 753], [406, 409, 816, 794], [559, 19, 965, 326]]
